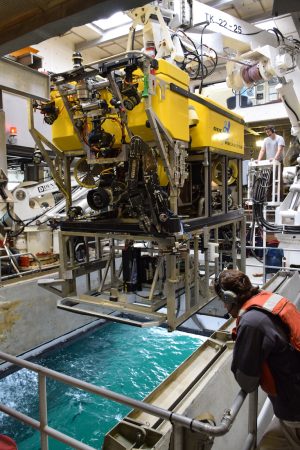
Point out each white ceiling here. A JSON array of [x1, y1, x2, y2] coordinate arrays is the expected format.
[[202, 0, 274, 21], [53, 0, 300, 67], [0, 0, 147, 57]]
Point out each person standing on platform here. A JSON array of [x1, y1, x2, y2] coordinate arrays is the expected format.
[[257, 125, 285, 201], [258, 125, 285, 163]]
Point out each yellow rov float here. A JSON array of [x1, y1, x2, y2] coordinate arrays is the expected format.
[[48, 55, 243, 194]]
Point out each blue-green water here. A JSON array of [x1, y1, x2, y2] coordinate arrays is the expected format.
[[0, 323, 204, 449]]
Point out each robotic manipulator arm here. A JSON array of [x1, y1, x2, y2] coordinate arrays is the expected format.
[[86, 135, 181, 234], [226, 37, 300, 142]]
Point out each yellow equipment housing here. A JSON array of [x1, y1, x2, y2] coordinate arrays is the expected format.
[[189, 95, 244, 154], [127, 59, 190, 143], [50, 90, 82, 152], [51, 89, 125, 152], [49, 57, 244, 194], [157, 159, 168, 186], [50, 60, 243, 157]]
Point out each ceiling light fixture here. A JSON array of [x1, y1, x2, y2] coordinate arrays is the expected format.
[[93, 11, 131, 31]]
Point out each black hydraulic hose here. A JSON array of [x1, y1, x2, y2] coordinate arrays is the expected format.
[[6, 203, 23, 224], [7, 225, 25, 238], [252, 168, 300, 234], [6, 202, 50, 226], [282, 97, 300, 122]]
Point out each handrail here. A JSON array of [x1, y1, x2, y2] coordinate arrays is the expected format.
[[244, 242, 296, 285], [0, 251, 42, 265], [0, 351, 253, 449], [0, 250, 59, 281]]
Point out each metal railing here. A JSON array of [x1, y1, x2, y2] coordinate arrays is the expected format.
[[0, 250, 40, 280], [245, 244, 300, 284], [0, 351, 258, 450], [0, 251, 59, 281]]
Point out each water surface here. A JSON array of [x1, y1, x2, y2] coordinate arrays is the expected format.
[[0, 323, 204, 449]]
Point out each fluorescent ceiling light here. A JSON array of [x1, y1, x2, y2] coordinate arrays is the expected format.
[[93, 11, 131, 31]]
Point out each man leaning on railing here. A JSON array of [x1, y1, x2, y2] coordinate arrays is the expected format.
[[215, 269, 300, 450]]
